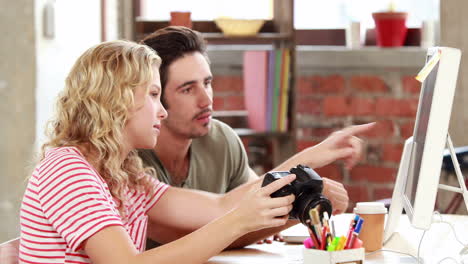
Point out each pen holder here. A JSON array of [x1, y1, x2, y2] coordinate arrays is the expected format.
[[303, 248, 365, 264]]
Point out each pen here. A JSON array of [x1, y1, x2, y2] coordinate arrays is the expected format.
[[309, 208, 323, 243], [344, 215, 360, 249], [348, 218, 364, 249], [320, 226, 328, 250], [306, 221, 321, 249], [330, 216, 336, 238], [322, 211, 329, 228]]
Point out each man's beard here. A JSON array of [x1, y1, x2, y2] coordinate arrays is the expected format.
[[164, 108, 212, 139]]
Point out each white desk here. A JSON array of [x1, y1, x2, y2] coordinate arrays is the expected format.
[[207, 214, 468, 264]]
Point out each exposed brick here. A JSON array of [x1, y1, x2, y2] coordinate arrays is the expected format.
[[400, 120, 415, 138], [298, 127, 336, 139], [373, 187, 394, 201], [350, 165, 396, 183], [375, 98, 419, 117], [349, 97, 376, 116], [213, 96, 224, 110], [223, 95, 245, 110], [314, 128, 336, 138], [213, 75, 243, 92], [297, 97, 322, 115], [296, 140, 320, 152], [345, 184, 370, 204], [402, 76, 421, 95], [382, 143, 404, 163], [297, 76, 313, 94], [315, 164, 343, 181], [312, 75, 345, 93], [361, 120, 395, 139], [296, 127, 310, 139], [298, 75, 345, 95], [350, 75, 388, 93], [323, 96, 349, 116]]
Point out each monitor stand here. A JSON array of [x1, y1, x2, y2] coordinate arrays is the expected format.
[[439, 134, 468, 256], [383, 134, 468, 260], [383, 137, 413, 244], [438, 134, 468, 214]]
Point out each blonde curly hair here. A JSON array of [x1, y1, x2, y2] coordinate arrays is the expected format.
[[41, 40, 161, 216]]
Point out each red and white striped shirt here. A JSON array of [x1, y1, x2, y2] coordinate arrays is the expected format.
[[19, 147, 169, 263]]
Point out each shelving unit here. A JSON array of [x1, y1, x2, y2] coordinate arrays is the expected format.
[[133, 0, 297, 171]]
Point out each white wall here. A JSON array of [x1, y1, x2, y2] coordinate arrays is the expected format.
[[441, 0, 468, 146], [35, 0, 101, 148], [0, 0, 36, 242], [0, 0, 102, 242]]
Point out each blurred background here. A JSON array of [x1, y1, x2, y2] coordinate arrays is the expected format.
[[1, 0, 467, 242]]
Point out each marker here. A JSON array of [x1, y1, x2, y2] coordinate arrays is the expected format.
[[325, 233, 333, 250], [303, 237, 314, 249], [344, 215, 360, 249], [348, 218, 364, 249], [336, 236, 347, 251], [327, 236, 340, 251]]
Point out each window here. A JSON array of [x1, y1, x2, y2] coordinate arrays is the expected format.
[[141, 0, 438, 28], [294, 0, 439, 29], [140, 0, 272, 21]]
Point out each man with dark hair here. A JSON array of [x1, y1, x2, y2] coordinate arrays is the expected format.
[[139, 26, 374, 245]]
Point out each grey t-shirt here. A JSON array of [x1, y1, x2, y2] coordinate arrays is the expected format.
[[138, 119, 251, 193]]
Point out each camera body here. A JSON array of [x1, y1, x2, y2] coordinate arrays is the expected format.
[[261, 165, 332, 225]]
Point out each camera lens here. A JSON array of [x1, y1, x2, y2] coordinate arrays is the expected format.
[[292, 193, 332, 225]]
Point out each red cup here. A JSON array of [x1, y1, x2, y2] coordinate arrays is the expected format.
[[372, 12, 408, 47], [170, 11, 192, 28]]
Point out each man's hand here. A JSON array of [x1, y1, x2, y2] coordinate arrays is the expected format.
[[274, 123, 375, 172], [322, 177, 348, 214], [308, 122, 375, 169]]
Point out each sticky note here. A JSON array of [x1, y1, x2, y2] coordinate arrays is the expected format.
[[415, 50, 441, 82]]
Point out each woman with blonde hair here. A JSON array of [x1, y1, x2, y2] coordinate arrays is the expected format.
[[19, 40, 296, 263]]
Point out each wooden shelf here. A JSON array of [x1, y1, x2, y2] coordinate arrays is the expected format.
[[213, 111, 293, 138], [233, 128, 292, 138], [202, 32, 292, 42], [213, 110, 248, 117]]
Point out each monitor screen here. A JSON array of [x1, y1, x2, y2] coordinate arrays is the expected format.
[[405, 53, 440, 208]]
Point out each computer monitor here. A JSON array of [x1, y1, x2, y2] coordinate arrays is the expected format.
[[383, 47, 462, 243]]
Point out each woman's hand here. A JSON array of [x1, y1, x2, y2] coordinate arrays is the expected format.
[[231, 174, 296, 234], [256, 233, 284, 244]]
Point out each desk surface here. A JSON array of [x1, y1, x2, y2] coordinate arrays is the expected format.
[[207, 214, 468, 264]]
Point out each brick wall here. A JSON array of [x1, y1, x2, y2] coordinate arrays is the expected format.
[[296, 72, 421, 211], [212, 75, 245, 110], [213, 71, 422, 212]]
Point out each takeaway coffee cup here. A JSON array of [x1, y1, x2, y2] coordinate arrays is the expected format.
[[353, 202, 387, 252]]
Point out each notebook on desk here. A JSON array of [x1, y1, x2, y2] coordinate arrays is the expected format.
[[281, 224, 309, 244]]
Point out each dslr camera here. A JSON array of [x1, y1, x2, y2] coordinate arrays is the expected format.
[[261, 165, 332, 225]]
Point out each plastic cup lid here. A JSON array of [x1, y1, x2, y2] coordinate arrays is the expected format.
[[353, 202, 388, 214]]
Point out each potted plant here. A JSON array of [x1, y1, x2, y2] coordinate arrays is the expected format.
[[372, 1, 408, 47]]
